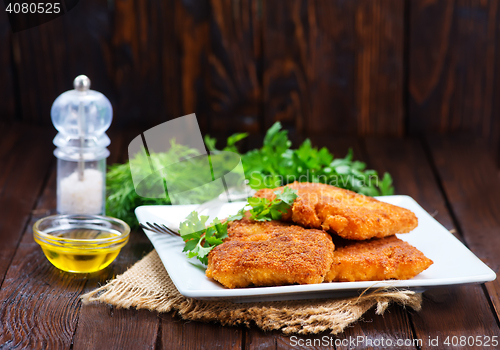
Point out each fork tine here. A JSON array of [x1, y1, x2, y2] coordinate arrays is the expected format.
[[160, 223, 181, 236], [152, 223, 164, 231], [147, 222, 165, 233], [140, 222, 181, 237], [140, 223, 155, 233], [140, 223, 161, 234], [153, 222, 180, 237], [145, 222, 162, 233]]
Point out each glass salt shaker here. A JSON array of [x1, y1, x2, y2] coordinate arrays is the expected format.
[[51, 75, 113, 215]]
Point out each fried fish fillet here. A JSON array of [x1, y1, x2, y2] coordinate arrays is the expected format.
[[325, 235, 433, 282], [206, 217, 335, 288], [255, 182, 418, 240]]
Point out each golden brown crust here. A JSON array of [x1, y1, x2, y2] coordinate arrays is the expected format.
[[325, 235, 433, 282], [206, 217, 335, 288], [255, 182, 418, 240]]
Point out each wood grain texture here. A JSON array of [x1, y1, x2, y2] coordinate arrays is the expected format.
[[0, 127, 54, 286], [73, 303, 159, 350], [0, 10, 15, 122], [0, 131, 128, 350], [413, 286, 499, 350], [171, 0, 211, 133], [337, 308, 417, 350], [409, 0, 500, 161], [0, 130, 158, 350], [72, 226, 159, 350], [12, 19, 68, 124], [112, 0, 167, 129], [1, 128, 500, 348], [207, 0, 262, 136], [12, 0, 113, 125], [63, 0, 115, 117], [5, 0, 500, 165], [245, 329, 279, 350], [262, 0, 356, 136], [364, 137, 500, 349], [262, 0, 404, 138], [0, 126, 77, 348], [355, 0, 404, 137], [427, 135, 500, 325], [160, 314, 243, 350], [0, 124, 22, 194], [0, 167, 87, 350]]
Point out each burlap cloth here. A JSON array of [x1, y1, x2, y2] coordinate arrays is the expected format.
[[81, 250, 422, 334]]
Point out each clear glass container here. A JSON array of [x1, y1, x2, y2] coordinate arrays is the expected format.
[[33, 214, 130, 273], [56, 157, 106, 215], [51, 75, 112, 215]]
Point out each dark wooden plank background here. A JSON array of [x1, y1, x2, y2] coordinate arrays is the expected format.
[[1, 129, 499, 349], [1, 0, 499, 162], [1, 1, 500, 348]]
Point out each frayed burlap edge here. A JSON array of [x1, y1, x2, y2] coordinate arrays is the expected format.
[[81, 250, 422, 335]]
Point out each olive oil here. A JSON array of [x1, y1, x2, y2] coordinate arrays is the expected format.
[[37, 229, 123, 273]]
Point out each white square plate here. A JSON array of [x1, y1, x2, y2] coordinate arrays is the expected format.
[[135, 196, 496, 302]]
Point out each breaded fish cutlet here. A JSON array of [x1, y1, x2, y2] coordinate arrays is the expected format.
[[325, 235, 433, 282], [206, 217, 335, 288], [255, 182, 418, 240]]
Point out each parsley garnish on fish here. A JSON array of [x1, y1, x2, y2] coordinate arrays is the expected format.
[[179, 213, 228, 265], [248, 186, 298, 221], [179, 187, 298, 264]]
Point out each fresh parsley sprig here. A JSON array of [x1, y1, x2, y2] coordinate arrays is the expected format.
[[248, 186, 297, 221], [179, 213, 228, 265], [179, 187, 298, 264]]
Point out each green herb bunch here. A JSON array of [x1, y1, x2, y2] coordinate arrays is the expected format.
[[106, 141, 213, 227], [208, 122, 394, 196], [106, 122, 393, 228]]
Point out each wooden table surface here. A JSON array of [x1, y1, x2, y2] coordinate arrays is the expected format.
[[0, 123, 499, 350]]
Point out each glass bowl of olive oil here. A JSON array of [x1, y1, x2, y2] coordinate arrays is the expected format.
[[33, 215, 130, 273]]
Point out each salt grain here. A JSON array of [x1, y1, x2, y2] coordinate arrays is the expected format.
[[59, 168, 104, 214]]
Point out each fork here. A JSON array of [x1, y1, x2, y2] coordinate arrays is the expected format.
[[139, 186, 253, 237], [140, 222, 180, 237]]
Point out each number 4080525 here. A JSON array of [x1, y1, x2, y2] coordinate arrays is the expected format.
[[5, 2, 61, 14], [444, 335, 498, 347]]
